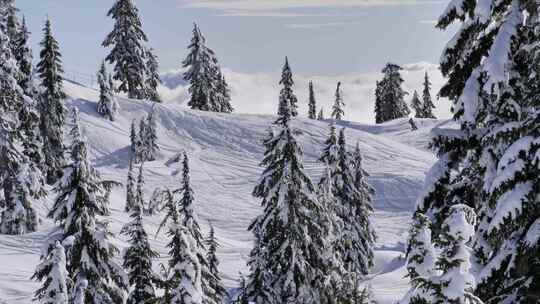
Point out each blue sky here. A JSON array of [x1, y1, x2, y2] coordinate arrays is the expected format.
[[18, 0, 452, 76]]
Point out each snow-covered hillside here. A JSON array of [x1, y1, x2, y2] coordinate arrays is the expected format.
[[0, 82, 443, 304]]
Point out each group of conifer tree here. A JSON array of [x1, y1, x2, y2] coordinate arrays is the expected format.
[[283, 58, 345, 122], [399, 1, 540, 303], [0, 0, 66, 235], [98, 0, 233, 116], [409, 72, 436, 119], [238, 57, 378, 303]]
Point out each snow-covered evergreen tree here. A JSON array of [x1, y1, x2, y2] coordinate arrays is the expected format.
[[97, 61, 118, 121], [277, 57, 298, 117], [142, 106, 159, 161], [374, 63, 409, 124], [125, 158, 136, 212], [318, 107, 325, 120], [334, 128, 376, 276], [37, 18, 66, 185], [436, 205, 483, 304], [144, 47, 162, 103], [103, 0, 148, 100], [421, 71, 435, 119], [319, 124, 339, 177], [400, 214, 437, 304], [244, 101, 327, 303], [121, 165, 159, 304], [162, 153, 210, 304], [205, 222, 227, 304], [40, 108, 127, 303], [33, 241, 69, 304], [0, 20, 42, 235], [215, 70, 233, 113], [308, 81, 317, 119], [410, 90, 423, 119], [13, 16, 33, 96], [183, 23, 225, 112], [332, 82, 345, 120], [129, 119, 141, 163]]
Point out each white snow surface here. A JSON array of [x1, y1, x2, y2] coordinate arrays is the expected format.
[[0, 81, 443, 303]]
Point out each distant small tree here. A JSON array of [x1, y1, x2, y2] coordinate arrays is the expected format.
[[374, 63, 409, 124], [277, 57, 298, 117], [332, 82, 345, 120], [145, 47, 162, 103], [318, 107, 325, 120], [308, 81, 317, 119], [97, 61, 119, 121], [421, 71, 436, 119], [410, 90, 423, 118]]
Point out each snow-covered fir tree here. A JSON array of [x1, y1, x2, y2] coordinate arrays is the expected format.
[[413, 2, 540, 303], [400, 214, 437, 304], [13, 16, 33, 96], [332, 82, 345, 120], [277, 57, 298, 117], [97, 61, 118, 121], [334, 128, 376, 276], [0, 20, 42, 235], [142, 106, 159, 161], [308, 81, 317, 119], [144, 47, 162, 102], [319, 124, 339, 168], [421, 71, 435, 119], [37, 18, 66, 185], [39, 108, 127, 303], [33, 241, 69, 304], [244, 101, 328, 303], [121, 165, 159, 304], [374, 63, 410, 124], [215, 70, 233, 113], [162, 153, 211, 304], [129, 119, 141, 163], [183, 22, 214, 111], [125, 158, 137, 212], [205, 222, 227, 304], [436, 205, 483, 304], [183, 23, 231, 113], [410, 90, 423, 119], [318, 107, 325, 120], [103, 0, 148, 100], [0, 0, 18, 54]]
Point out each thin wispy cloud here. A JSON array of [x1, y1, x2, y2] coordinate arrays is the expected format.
[[286, 21, 363, 29], [178, 0, 444, 17]]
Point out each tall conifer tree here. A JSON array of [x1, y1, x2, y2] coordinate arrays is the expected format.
[[37, 108, 127, 303], [37, 18, 66, 185], [122, 164, 159, 304], [374, 63, 409, 124], [244, 97, 327, 303], [103, 0, 148, 100]]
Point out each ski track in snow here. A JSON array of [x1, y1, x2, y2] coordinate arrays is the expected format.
[[0, 81, 442, 303]]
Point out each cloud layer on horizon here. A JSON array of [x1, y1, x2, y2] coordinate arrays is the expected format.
[[159, 62, 452, 124], [177, 0, 444, 16]]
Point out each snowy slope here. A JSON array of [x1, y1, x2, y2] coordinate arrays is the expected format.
[[0, 81, 440, 304]]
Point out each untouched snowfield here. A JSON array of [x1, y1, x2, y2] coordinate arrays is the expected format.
[[0, 82, 445, 303]]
